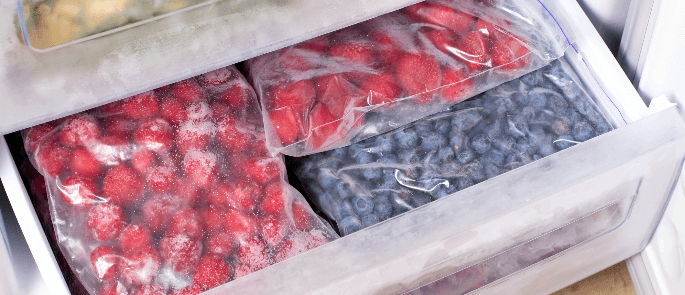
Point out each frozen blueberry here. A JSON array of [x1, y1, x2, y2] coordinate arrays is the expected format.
[[422, 150, 441, 165], [436, 184, 457, 199], [452, 110, 483, 132], [520, 71, 543, 86], [465, 161, 486, 183], [369, 135, 395, 155], [560, 83, 584, 101], [547, 93, 568, 112], [399, 149, 420, 165], [484, 117, 505, 140], [373, 194, 393, 220], [482, 149, 505, 166], [538, 144, 555, 157], [457, 148, 476, 164], [512, 92, 530, 106], [351, 196, 374, 216], [339, 215, 362, 235], [328, 148, 347, 160], [334, 181, 354, 198], [361, 214, 380, 228], [516, 138, 537, 155], [471, 134, 491, 154], [362, 168, 382, 181], [414, 121, 433, 135], [484, 163, 501, 179], [507, 115, 529, 138], [337, 198, 356, 218], [493, 136, 516, 155], [457, 177, 474, 190], [390, 192, 413, 214], [532, 154, 542, 161], [552, 118, 572, 136], [411, 192, 432, 207], [529, 92, 547, 111], [355, 151, 374, 165], [318, 158, 342, 170], [420, 133, 447, 151], [378, 172, 399, 190], [434, 119, 451, 134], [347, 142, 365, 158], [506, 152, 523, 165], [521, 106, 536, 120], [438, 147, 455, 163], [317, 172, 339, 190], [554, 134, 576, 150], [595, 122, 612, 135], [449, 130, 467, 150], [572, 120, 594, 141], [394, 129, 419, 150]]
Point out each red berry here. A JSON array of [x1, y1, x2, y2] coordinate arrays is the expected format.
[[403, 2, 475, 35], [418, 27, 456, 55], [159, 233, 202, 274], [198, 67, 233, 91], [277, 47, 320, 72], [104, 119, 137, 138], [166, 208, 204, 239], [173, 79, 204, 104], [219, 84, 252, 111], [155, 84, 175, 97], [118, 223, 153, 252], [359, 71, 402, 107], [145, 166, 177, 193], [268, 108, 304, 147], [224, 209, 258, 241], [142, 195, 183, 234], [120, 245, 161, 286], [192, 254, 231, 290], [233, 264, 253, 280], [97, 136, 132, 166], [123, 92, 160, 120], [185, 102, 213, 122], [291, 200, 311, 231], [369, 27, 408, 66], [131, 149, 156, 173], [201, 205, 226, 233], [236, 237, 271, 271], [294, 35, 328, 54], [225, 180, 262, 212], [260, 182, 292, 216], [60, 114, 101, 147], [170, 286, 203, 295], [173, 177, 200, 206], [133, 118, 173, 153], [36, 143, 71, 177], [209, 102, 231, 121], [273, 235, 310, 264], [261, 215, 291, 247], [24, 122, 57, 153], [491, 34, 531, 75], [58, 175, 100, 206], [206, 232, 236, 257], [306, 103, 345, 151], [474, 18, 501, 40], [103, 164, 144, 207], [176, 121, 216, 154], [440, 66, 474, 104], [160, 98, 188, 126], [216, 116, 253, 153], [456, 31, 489, 72], [87, 203, 126, 241], [243, 157, 282, 185], [269, 80, 316, 116], [329, 41, 377, 66], [90, 246, 120, 280], [394, 53, 441, 104], [99, 280, 128, 295], [183, 150, 217, 188], [70, 147, 102, 177], [132, 284, 166, 295]]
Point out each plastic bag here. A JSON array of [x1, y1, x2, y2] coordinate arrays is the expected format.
[[292, 59, 614, 236], [246, 0, 571, 157], [22, 65, 337, 295]]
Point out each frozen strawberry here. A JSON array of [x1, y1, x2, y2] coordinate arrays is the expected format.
[[132, 283, 166, 295], [90, 245, 120, 280], [58, 175, 100, 206], [95, 136, 132, 166], [269, 80, 316, 116], [183, 150, 217, 188], [104, 119, 137, 138], [133, 118, 173, 153], [198, 67, 233, 91], [192, 254, 231, 289], [306, 103, 345, 151], [24, 122, 57, 153], [201, 205, 226, 233], [395, 53, 441, 104], [145, 166, 177, 193], [176, 121, 216, 154], [260, 182, 293, 216], [247, 137, 270, 158], [103, 164, 144, 207], [160, 98, 188, 126], [70, 147, 102, 177], [278, 47, 320, 72], [261, 215, 291, 247], [233, 264, 254, 280], [87, 203, 126, 241], [185, 102, 213, 122], [268, 108, 303, 146], [474, 18, 500, 39], [210, 102, 231, 120], [224, 209, 259, 240], [36, 142, 71, 177], [132, 149, 156, 173], [273, 235, 310, 264], [60, 114, 101, 147], [142, 195, 183, 234], [419, 27, 456, 56], [155, 84, 175, 97], [236, 237, 271, 271], [166, 208, 205, 239], [291, 200, 311, 231], [440, 65, 474, 104], [294, 35, 329, 54], [170, 286, 203, 295], [491, 35, 531, 75], [359, 71, 402, 107], [243, 157, 282, 185], [207, 181, 232, 208], [219, 84, 252, 111], [159, 233, 202, 274], [123, 92, 160, 120], [99, 280, 128, 295], [225, 180, 262, 212], [206, 232, 236, 257], [173, 177, 200, 206], [120, 245, 161, 286], [315, 74, 367, 117], [370, 29, 405, 66], [118, 223, 153, 252], [456, 31, 489, 72], [402, 2, 475, 35], [216, 116, 253, 153], [173, 79, 204, 104], [329, 41, 377, 83]]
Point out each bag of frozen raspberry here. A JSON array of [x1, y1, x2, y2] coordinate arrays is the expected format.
[[22, 65, 338, 295], [245, 0, 572, 156]]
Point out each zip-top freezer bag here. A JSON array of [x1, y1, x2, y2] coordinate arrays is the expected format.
[[292, 59, 614, 236], [22, 65, 337, 295], [246, 0, 571, 157]]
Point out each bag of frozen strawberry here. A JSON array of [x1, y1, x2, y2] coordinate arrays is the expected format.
[[22, 65, 338, 295], [245, 0, 571, 156]]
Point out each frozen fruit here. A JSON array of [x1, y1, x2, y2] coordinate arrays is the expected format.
[[360, 71, 402, 107], [159, 233, 202, 275], [58, 175, 99, 206], [268, 108, 304, 146], [233, 264, 254, 280], [160, 98, 188, 125], [103, 164, 144, 207], [173, 177, 200, 206], [329, 41, 377, 83], [97, 136, 133, 166], [261, 215, 291, 247], [60, 114, 101, 147], [183, 150, 217, 188], [491, 35, 531, 74], [198, 67, 233, 90], [133, 118, 173, 153], [170, 285, 204, 295], [173, 79, 204, 104], [291, 200, 311, 231], [132, 284, 166, 295], [236, 237, 271, 271], [120, 245, 161, 286], [269, 80, 316, 116], [260, 182, 292, 216], [278, 47, 320, 72], [456, 31, 489, 72], [395, 53, 441, 104], [403, 2, 475, 35], [306, 103, 344, 151], [244, 157, 282, 185], [201, 205, 226, 233], [273, 235, 308, 264], [36, 143, 71, 177], [87, 203, 125, 241], [123, 92, 160, 120], [25, 122, 57, 153], [351, 196, 374, 216], [224, 209, 259, 240], [99, 280, 128, 295], [210, 102, 231, 120], [166, 208, 205, 240], [339, 215, 362, 235], [185, 102, 213, 123], [142, 194, 183, 234], [104, 120, 137, 138], [118, 223, 153, 252], [193, 254, 231, 289], [176, 121, 217, 154], [440, 66, 474, 104], [315, 74, 366, 117], [225, 180, 262, 213], [216, 116, 253, 152], [90, 245, 120, 280], [419, 27, 456, 55], [295, 35, 329, 54], [131, 149, 156, 173], [206, 232, 236, 257]]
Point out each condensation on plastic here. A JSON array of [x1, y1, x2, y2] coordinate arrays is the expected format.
[[293, 59, 614, 236], [246, 0, 575, 157], [404, 195, 634, 295], [21, 65, 338, 295]]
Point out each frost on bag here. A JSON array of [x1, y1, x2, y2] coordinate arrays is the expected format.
[[22, 66, 337, 295], [292, 60, 614, 236], [246, 0, 570, 156]]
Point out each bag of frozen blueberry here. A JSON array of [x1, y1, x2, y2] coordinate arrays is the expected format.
[[292, 60, 614, 236], [22, 65, 338, 295], [245, 0, 573, 157]]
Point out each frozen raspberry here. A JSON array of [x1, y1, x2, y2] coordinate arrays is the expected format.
[[267, 108, 304, 147], [97, 136, 132, 166], [192, 254, 231, 289], [219, 84, 251, 111], [183, 150, 217, 188], [60, 114, 101, 147], [273, 235, 310, 264], [142, 195, 184, 234], [159, 233, 202, 275], [225, 180, 262, 213], [236, 237, 271, 271], [176, 121, 216, 154], [198, 67, 233, 90], [166, 208, 205, 240], [160, 98, 188, 126], [123, 92, 160, 120], [173, 79, 204, 104], [233, 264, 254, 280], [145, 166, 177, 193], [209, 102, 231, 120], [36, 143, 71, 177], [243, 157, 282, 185], [170, 285, 204, 295], [118, 223, 153, 252], [291, 200, 311, 231], [260, 182, 292, 215], [90, 245, 121, 280], [173, 177, 200, 206], [216, 117, 253, 153], [201, 205, 226, 233], [206, 232, 236, 257], [103, 164, 144, 207], [104, 119, 137, 138], [132, 283, 166, 295], [133, 118, 173, 153], [224, 209, 258, 240], [120, 245, 161, 286], [99, 280, 128, 295], [132, 149, 156, 173], [58, 175, 100, 206], [87, 203, 126, 241], [261, 215, 291, 247], [24, 122, 57, 153], [70, 147, 102, 177]]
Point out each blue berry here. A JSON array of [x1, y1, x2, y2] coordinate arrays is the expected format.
[[448, 130, 466, 150], [465, 161, 486, 183], [369, 135, 395, 155], [438, 147, 455, 163], [378, 172, 399, 190], [362, 168, 381, 181], [348, 142, 365, 158], [521, 106, 536, 120], [482, 149, 505, 166], [422, 150, 441, 165], [436, 184, 457, 199], [336, 198, 356, 219], [328, 148, 347, 160], [572, 120, 594, 141], [529, 92, 547, 111], [452, 110, 483, 132], [595, 122, 612, 135], [457, 177, 474, 190], [390, 192, 412, 214], [520, 71, 543, 86], [457, 149, 476, 164], [373, 194, 393, 220], [399, 149, 420, 164], [552, 118, 572, 136], [484, 163, 501, 179], [420, 133, 447, 151], [318, 158, 342, 170], [516, 138, 537, 155], [532, 154, 542, 161], [507, 115, 529, 138], [547, 93, 568, 112], [355, 151, 373, 164], [334, 181, 354, 198], [484, 117, 504, 140], [414, 121, 433, 134], [411, 192, 432, 207], [512, 92, 529, 106], [471, 134, 491, 154], [554, 134, 576, 150], [378, 154, 399, 165], [394, 129, 419, 150], [361, 214, 380, 228], [351, 196, 374, 215], [317, 172, 339, 190], [538, 144, 555, 157], [339, 215, 362, 235], [493, 136, 516, 155], [434, 119, 451, 134]]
